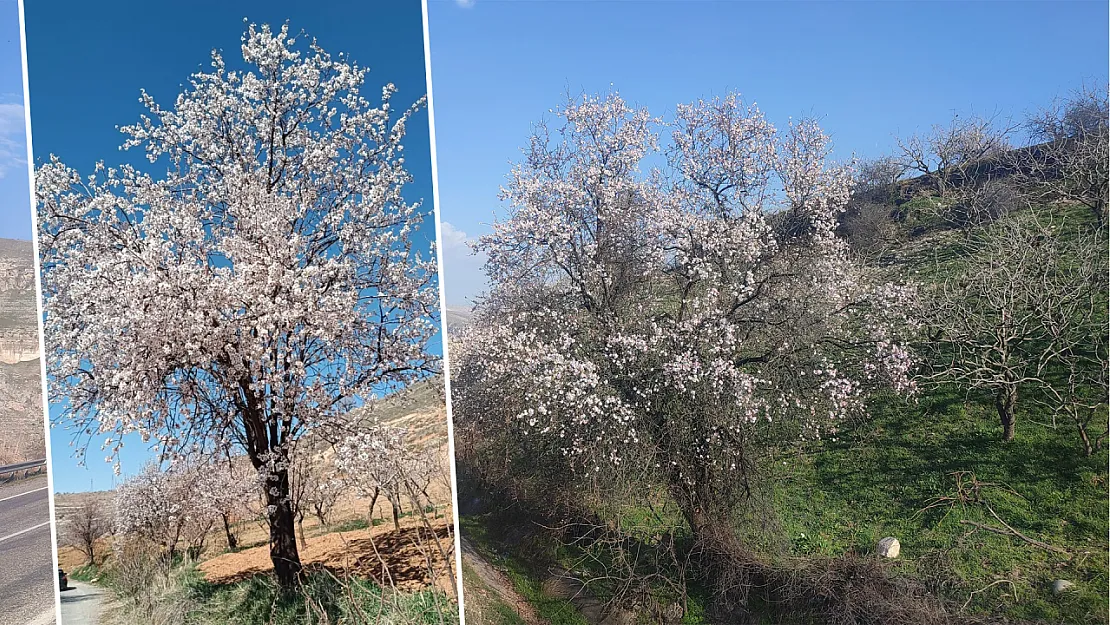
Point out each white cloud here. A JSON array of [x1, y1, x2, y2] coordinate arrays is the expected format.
[[0, 102, 26, 181], [455, 0, 476, 8], [438, 221, 488, 307]]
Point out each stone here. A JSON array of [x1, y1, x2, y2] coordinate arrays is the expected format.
[[1052, 579, 1075, 595], [877, 536, 900, 558]]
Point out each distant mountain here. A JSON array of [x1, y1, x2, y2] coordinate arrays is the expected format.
[[0, 239, 43, 465], [444, 306, 473, 335], [0, 238, 38, 332]]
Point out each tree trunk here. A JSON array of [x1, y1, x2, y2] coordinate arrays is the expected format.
[[1073, 411, 1094, 457], [1079, 424, 1093, 456], [391, 491, 402, 531], [996, 385, 1018, 441], [222, 513, 238, 550], [265, 467, 303, 591], [422, 487, 436, 518], [368, 486, 380, 525]]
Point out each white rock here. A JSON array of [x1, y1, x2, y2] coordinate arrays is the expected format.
[[877, 536, 900, 558], [1052, 579, 1075, 595]]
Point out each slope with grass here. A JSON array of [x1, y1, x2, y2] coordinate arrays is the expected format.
[[454, 197, 1108, 624]]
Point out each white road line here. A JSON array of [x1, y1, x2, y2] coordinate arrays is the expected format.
[[0, 486, 48, 504], [0, 521, 50, 544]]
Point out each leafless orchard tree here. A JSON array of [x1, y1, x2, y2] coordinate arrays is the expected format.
[[837, 157, 908, 257], [839, 200, 899, 258], [1037, 345, 1109, 457], [897, 112, 1018, 228], [1016, 84, 1109, 227], [66, 498, 110, 565], [923, 211, 1107, 443], [855, 156, 907, 202]]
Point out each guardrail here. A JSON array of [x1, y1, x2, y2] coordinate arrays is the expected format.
[[0, 459, 47, 481]]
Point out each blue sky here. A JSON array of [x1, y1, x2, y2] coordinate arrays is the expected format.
[[25, 0, 434, 492], [0, 0, 29, 240], [427, 0, 1110, 307]]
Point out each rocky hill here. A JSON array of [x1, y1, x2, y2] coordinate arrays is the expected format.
[[0, 238, 43, 465]]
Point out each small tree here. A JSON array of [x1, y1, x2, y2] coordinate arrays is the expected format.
[[335, 427, 407, 529], [66, 498, 109, 565], [194, 458, 258, 550], [36, 23, 439, 591], [1018, 85, 1109, 226], [114, 462, 210, 561], [402, 446, 440, 517], [853, 155, 906, 204], [897, 113, 1015, 228], [923, 212, 1106, 442], [288, 446, 343, 546]]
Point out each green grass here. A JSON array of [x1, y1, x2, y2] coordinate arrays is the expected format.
[[68, 563, 101, 583], [772, 388, 1108, 623], [92, 553, 456, 625], [460, 516, 589, 625], [180, 567, 455, 625], [461, 561, 530, 625], [104, 563, 456, 625]]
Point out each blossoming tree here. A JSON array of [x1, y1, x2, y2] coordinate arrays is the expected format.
[[37, 23, 440, 589], [194, 458, 260, 550], [114, 462, 212, 561], [451, 92, 917, 542], [334, 426, 407, 529]]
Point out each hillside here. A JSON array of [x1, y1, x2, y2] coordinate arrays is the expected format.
[[0, 238, 43, 465], [454, 162, 1108, 624], [444, 306, 473, 335]]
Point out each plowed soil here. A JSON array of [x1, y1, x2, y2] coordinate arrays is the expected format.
[[199, 513, 456, 594]]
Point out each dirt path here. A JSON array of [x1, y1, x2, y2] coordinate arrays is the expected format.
[[59, 581, 105, 625], [459, 536, 542, 625]]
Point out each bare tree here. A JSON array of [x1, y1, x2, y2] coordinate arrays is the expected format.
[[897, 113, 1017, 228], [924, 211, 1107, 442], [854, 156, 906, 203], [839, 201, 898, 258], [1038, 345, 1109, 456], [66, 498, 109, 565], [1017, 84, 1109, 226]]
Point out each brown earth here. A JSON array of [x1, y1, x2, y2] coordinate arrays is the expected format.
[[199, 512, 456, 595]]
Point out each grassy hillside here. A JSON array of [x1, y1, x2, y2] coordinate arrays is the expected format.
[[456, 196, 1108, 624]]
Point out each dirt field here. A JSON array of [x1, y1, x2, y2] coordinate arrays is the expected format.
[[201, 512, 456, 594]]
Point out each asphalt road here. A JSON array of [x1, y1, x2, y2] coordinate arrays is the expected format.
[[0, 475, 57, 625], [59, 581, 104, 625]]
